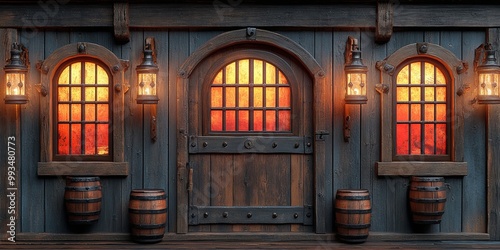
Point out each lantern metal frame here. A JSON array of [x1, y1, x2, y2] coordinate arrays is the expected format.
[[344, 36, 368, 105], [136, 38, 159, 104], [475, 43, 500, 104], [4, 43, 29, 104]]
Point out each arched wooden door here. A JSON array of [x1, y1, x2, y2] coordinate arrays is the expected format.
[[185, 45, 314, 232]]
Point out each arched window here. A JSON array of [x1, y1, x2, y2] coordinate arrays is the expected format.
[[376, 43, 467, 176], [53, 58, 112, 161], [209, 59, 292, 133], [394, 58, 451, 160], [38, 43, 128, 176]]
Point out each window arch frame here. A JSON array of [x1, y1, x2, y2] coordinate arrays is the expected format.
[[38, 42, 129, 176], [201, 49, 301, 137], [376, 42, 468, 176], [392, 57, 453, 161], [52, 57, 114, 161]]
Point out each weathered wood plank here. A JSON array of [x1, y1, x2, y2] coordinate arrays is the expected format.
[[456, 31, 486, 234], [0, 28, 19, 242], [376, 162, 468, 176], [487, 28, 500, 240], [173, 30, 191, 233], [1, 4, 499, 29], [37, 162, 129, 176], [375, 1, 393, 43], [113, 3, 130, 44], [19, 27, 45, 234]]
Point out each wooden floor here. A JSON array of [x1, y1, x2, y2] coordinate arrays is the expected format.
[[2, 241, 500, 249]]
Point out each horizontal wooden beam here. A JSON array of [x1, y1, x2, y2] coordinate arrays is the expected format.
[[376, 161, 468, 176], [0, 4, 499, 30], [38, 162, 129, 176], [17, 232, 490, 242]]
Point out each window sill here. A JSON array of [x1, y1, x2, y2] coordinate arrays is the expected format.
[[38, 162, 129, 176], [376, 161, 467, 176]]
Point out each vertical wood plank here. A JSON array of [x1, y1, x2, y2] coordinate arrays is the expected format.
[[143, 31, 169, 191], [313, 30, 334, 233], [438, 31, 464, 233], [19, 28, 45, 233], [383, 31, 424, 233], [173, 30, 190, 233], [360, 30, 383, 231], [333, 31, 361, 193], [0, 28, 20, 241], [210, 154, 234, 232], [42, 31, 71, 233], [487, 28, 500, 240]]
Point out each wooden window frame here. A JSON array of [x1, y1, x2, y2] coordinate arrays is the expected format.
[[376, 43, 468, 176], [37, 42, 129, 176], [393, 58, 452, 161], [202, 49, 301, 137], [52, 58, 113, 161]]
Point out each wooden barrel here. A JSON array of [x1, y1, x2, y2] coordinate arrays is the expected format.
[[335, 189, 371, 243], [129, 189, 167, 243], [64, 176, 102, 224], [409, 176, 447, 224]]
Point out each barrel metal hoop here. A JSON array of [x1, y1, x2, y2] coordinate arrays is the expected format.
[[130, 195, 166, 201], [131, 223, 166, 229], [67, 211, 101, 216], [336, 223, 371, 229], [409, 198, 447, 203], [335, 208, 372, 214], [67, 177, 100, 182], [335, 195, 370, 200], [411, 186, 447, 191], [65, 197, 102, 203], [129, 208, 167, 214], [65, 186, 102, 191]]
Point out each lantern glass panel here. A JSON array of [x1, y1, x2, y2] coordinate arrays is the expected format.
[[5, 72, 25, 96], [138, 72, 157, 95], [346, 71, 367, 96], [479, 72, 500, 96]]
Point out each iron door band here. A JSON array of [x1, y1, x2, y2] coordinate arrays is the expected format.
[[189, 205, 313, 225], [189, 136, 313, 154]]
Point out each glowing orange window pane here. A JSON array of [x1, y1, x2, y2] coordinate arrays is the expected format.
[[85, 124, 96, 155], [58, 124, 69, 154], [209, 59, 291, 133], [56, 60, 111, 158], [395, 60, 449, 157]]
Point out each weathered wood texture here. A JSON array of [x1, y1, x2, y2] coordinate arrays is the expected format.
[[0, 4, 499, 30], [5, 27, 489, 238], [0, 28, 20, 242]]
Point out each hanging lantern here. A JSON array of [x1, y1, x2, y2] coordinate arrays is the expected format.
[[476, 44, 500, 104], [136, 40, 159, 104], [344, 37, 368, 104], [4, 43, 28, 104]]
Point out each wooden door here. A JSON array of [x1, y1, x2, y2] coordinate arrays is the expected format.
[[186, 46, 314, 232]]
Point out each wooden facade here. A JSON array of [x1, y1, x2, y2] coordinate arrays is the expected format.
[[1, 0, 500, 244]]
